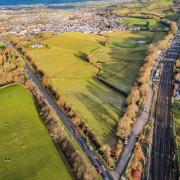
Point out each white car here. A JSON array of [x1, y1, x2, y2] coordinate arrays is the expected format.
[[124, 138, 128, 145]]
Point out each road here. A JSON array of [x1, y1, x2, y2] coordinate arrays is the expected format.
[[148, 31, 180, 180], [3, 40, 114, 180]]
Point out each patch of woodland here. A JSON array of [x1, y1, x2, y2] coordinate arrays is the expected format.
[[0, 46, 25, 86]]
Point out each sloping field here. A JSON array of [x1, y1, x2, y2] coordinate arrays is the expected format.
[[120, 18, 166, 29], [27, 31, 165, 145], [0, 84, 72, 180], [92, 31, 166, 92]]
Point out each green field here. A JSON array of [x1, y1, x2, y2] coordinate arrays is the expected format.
[[26, 31, 165, 145], [0, 84, 72, 180], [120, 17, 167, 29], [0, 41, 5, 47], [92, 31, 166, 92], [113, 0, 173, 17], [165, 11, 180, 20], [174, 99, 180, 168], [138, 0, 173, 14]]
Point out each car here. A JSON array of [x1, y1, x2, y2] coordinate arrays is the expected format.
[[86, 141, 93, 151], [89, 145, 93, 151], [97, 167, 103, 174], [124, 138, 128, 145], [78, 138, 88, 150], [101, 173, 109, 180], [143, 108, 149, 113], [92, 159, 103, 174], [101, 165, 107, 172], [73, 128, 79, 136]]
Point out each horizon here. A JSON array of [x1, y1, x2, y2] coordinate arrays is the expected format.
[[0, 0, 127, 6]]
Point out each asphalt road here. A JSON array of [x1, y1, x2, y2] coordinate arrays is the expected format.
[[149, 33, 180, 180], [3, 40, 114, 180]]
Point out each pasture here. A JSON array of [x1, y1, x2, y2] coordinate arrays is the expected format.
[[0, 84, 72, 180], [113, 0, 174, 19], [0, 41, 5, 47], [92, 31, 166, 92], [120, 18, 167, 29], [27, 31, 166, 145]]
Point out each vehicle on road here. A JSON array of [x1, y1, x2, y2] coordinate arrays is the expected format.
[[124, 138, 128, 145], [73, 128, 79, 136], [78, 137, 88, 150], [86, 141, 93, 151]]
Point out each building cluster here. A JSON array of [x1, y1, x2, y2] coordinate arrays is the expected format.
[[0, 8, 132, 36]]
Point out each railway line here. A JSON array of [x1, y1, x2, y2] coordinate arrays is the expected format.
[[149, 31, 180, 180]]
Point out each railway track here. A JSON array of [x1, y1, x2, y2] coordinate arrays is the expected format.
[[149, 33, 180, 180]]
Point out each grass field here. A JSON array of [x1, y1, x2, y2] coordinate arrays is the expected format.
[[91, 31, 166, 92], [0, 41, 5, 47], [174, 99, 180, 168], [0, 84, 72, 180], [113, 8, 131, 16], [113, 0, 174, 18], [26, 31, 166, 145], [120, 17, 167, 29], [139, 0, 173, 14], [165, 11, 180, 20]]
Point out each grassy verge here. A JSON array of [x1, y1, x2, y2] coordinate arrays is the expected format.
[[0, 84, 73, 180]]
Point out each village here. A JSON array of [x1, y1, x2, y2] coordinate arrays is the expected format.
[[0, 7, 133, 36]]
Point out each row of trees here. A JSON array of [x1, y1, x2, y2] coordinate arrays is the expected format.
[[125, 121, 153, 179], [25, 80, 98, 180], [125, 142, 145, 180]]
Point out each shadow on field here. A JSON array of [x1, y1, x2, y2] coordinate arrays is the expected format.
[[96, 37, 145, 94], [76, 80, 121, 144]]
